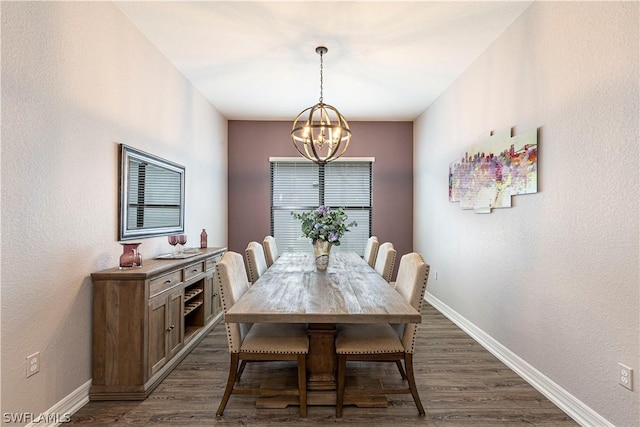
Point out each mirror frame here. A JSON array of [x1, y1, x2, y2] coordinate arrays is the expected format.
[[118, 144, 185, 241]]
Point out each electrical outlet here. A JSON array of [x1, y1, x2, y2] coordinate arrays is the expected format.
[[26, 352, 40, 378], [619, 363, 633, 390]]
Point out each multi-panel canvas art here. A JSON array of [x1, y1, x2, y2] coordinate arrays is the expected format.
[[449, 128, 538, 213]]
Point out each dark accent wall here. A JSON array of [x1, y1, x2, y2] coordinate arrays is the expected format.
[[228, 120, 413, 279]]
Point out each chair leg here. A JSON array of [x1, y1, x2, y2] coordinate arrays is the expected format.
[[216, 353, 240, 416], [297, 354, 307, 417], [404, 353, 425, 416], [336, 354, 347, 418], [395, 360, 407, 379], [236, 360, 248, 381]]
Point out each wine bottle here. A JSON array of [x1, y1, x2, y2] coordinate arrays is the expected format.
[[200, 229, 208, 248]]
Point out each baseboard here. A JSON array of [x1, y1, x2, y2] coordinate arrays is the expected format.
[[425, 292, 613, 427], [25, 379, 90, 427]]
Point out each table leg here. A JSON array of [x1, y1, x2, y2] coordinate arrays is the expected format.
[[306, 323, 337, 391]]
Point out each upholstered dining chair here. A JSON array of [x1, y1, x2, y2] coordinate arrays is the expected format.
[[374, 242, 397, 282], [215, 251, 309, 417], [335, 252, 430, 418], [363, 236, 379, 268], [245, 241, 268, 285], [262, 235, 279, 267]]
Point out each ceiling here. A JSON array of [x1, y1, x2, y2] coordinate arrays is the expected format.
[[116, 1, 532, 121]]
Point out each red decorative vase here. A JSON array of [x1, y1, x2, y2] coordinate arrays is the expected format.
[[119, 243, 142, 269]]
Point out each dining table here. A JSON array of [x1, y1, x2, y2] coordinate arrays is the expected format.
[[224, 251, 422, 407]]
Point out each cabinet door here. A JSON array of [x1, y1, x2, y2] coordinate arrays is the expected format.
[[204, 275, 213, 321], [212, 287, 221, 316], [149, 289, 184, 377], [167, 289, 184, 359], [149, 294, 169, 377], [204, 254, 223, 319]]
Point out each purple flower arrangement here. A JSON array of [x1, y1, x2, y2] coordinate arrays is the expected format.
[[292, 206, 357, 246]]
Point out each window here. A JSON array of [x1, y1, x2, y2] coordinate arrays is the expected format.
[[270, 158, 373, 255]]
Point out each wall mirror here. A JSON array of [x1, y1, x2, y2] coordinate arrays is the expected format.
[[119, 144, 185, 240]]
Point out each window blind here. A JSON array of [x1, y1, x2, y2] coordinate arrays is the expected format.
[[127, 159, 182, 229], [271, 159, 372, 256]]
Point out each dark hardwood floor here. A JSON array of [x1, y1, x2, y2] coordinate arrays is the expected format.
[[70, 304, 578, 426]]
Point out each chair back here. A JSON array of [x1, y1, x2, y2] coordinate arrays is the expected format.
[[374, 242, 397, 282], [216, 251, 252, 353], [245, 241, 268, 284], [394, 253, 430, 353], [363, 236, 379, 267], [262, 236, 279, 267]]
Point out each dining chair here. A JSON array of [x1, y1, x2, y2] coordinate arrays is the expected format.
[[374, 242, 397, 282], [262, 235, 279, 267], [335, 252, 430, 418], [363, 236, 379, 267], [245, 241, 268, 285], [215, 251, 309, 417]]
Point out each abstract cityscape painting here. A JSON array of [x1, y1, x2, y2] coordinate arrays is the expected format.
[[449, 128, 538, 213]]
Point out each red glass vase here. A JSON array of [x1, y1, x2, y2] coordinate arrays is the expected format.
[[119, 243, 142, 269]]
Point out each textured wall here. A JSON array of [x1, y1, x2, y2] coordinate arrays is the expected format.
[[414, 2, 639, 425], [1, 2, 227, 417], [228, 120, 413, 278]]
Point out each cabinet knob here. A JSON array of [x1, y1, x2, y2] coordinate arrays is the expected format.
[[166, 325, 175, 331]]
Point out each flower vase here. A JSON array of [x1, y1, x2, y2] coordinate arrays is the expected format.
[[119, 243, 142, 269], [313, 239, 332, 271]]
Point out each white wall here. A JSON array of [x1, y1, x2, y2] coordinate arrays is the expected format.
[[1, 1, 227, 420], [415, 2, 638, 426]]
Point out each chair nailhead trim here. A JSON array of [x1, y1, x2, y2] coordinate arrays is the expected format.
[[245, 248, 255, 283], [406, 254, 429, 354], [386, 251, 397, 282], [217, 264, 238, 352]]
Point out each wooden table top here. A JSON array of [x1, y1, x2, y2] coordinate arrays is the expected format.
[[224, 252, 422, 324]]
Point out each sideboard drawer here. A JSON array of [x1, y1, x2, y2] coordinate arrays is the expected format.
[[149, 271, 183, 297], [184, 262, 204, 281], [205, 254, 222, 271]]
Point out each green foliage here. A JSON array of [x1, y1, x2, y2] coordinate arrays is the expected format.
[[291, 206, 357, 246]]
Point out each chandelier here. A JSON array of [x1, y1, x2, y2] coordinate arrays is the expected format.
[[291, 46, 351, 164]]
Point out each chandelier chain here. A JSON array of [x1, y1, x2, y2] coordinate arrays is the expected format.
[[319, 50, 324, 103]]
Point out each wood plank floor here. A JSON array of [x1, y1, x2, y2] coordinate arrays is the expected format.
[[70, 304, 578, 426]]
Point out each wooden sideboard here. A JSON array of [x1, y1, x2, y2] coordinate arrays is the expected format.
[[90, 247, 226, 400]]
